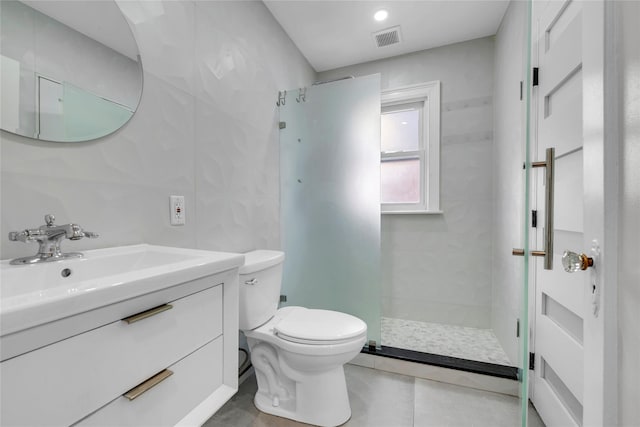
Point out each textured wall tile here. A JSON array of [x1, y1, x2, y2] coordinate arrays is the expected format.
[[1, 172, 197, 259], [108, 71, 196, 190], [117, 0, 196, 95], [192, 1, 314, 253]]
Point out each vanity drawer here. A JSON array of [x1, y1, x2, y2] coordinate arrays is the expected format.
[[76, 336, 223, 427], [0, 284, 223, 427]]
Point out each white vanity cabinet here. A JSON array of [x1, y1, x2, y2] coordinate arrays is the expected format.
[[0, 267, 240, 427]]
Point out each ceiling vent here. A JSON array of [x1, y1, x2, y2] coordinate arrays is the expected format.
[[373, 26, 402, 48]]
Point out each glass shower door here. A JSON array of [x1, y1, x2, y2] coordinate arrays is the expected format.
[[279, 74, 382, 346], [520, 0, 533, 425]]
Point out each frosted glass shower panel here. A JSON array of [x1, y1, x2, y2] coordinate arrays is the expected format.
[[63, 82, 133, 142], [280, 75, 382, 345]]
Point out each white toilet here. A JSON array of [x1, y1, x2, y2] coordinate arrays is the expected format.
[[239, 250, 367, 427]]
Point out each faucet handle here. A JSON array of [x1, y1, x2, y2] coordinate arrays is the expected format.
[[8, 231, 25, 242], [68, 226, 99, 240], [44, 214, 56, 226], [67, 224, 83, 240], [8, 229, 45, 242], [66, 225, 98, 240]]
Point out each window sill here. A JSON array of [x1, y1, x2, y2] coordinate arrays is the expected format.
[[381, 210, 444, 215]]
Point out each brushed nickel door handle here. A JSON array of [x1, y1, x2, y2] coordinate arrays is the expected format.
[[512, 147, 555, 270]]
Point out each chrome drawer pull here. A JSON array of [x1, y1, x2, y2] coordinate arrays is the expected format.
[[121, 304, 173, 325], [123, 369, 173, 401]]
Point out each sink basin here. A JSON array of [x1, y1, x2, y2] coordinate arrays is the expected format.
[[1, 244, 244, 336]]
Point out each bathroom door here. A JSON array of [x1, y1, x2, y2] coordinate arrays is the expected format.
[[278, 75, 382, 346], [528, 0, 611, 425]]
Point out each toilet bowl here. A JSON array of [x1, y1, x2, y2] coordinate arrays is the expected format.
[[239, 250, 367, 427]]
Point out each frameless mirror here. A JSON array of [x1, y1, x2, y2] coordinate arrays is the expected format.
[[0, 0, 143, 142]]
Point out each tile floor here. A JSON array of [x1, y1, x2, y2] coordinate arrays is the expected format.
[[204, 364, 545, 427], [381, 317, 513, 366]]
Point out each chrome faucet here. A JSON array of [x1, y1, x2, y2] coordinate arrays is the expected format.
[[8, 214, 99, 265]]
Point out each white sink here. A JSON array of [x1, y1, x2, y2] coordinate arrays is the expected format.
[[1, 244, 244, 336]]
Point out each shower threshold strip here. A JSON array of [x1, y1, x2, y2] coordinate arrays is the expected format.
[[360, 346, 519, 381]]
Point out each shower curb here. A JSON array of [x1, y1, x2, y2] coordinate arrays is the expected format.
[[351, 346, 520, 397], [361, 346, 518, 380]]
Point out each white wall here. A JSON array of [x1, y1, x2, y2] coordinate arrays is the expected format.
[[0, 0, 315, 259], [318, 37, 495, 329], [616, 1, 640, 424], [491, 0, 527, 366]]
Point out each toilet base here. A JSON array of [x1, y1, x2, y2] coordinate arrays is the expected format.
[[253, 365, 352, 427]]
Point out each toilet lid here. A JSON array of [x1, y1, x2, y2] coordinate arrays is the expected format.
[[274, 307, 366, 344]]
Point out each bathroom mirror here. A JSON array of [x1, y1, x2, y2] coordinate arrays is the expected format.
[[0, 0, 143, 142]]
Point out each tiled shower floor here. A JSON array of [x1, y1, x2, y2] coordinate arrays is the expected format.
[[381, 317, 513, 366]]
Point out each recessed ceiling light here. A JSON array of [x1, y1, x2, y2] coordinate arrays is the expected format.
[[374, 10, 388, 22]]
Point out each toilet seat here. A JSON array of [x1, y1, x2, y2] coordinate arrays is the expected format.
[[246, 306, 367, 356], [273, 307, 367, 345]]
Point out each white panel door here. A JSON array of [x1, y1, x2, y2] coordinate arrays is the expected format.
[[37, 76, 64, 140], [531, 1, 585, 426]]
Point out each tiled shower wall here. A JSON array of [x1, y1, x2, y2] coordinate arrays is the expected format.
[[0, 1, 315, 259], [318, 37, 496, 329]]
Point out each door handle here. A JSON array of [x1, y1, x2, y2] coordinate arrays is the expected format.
[[561, 250, 594, 272], [565, 242, 600, 317], [512, 147, 555, 270]]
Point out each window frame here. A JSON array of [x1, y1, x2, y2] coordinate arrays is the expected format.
[[381, 81, 441, 214]]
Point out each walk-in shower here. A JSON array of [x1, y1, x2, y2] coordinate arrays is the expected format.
[[276, 2, 534, 423], [277, 71, 520, 371]]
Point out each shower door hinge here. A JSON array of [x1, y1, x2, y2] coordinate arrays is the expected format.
[[516, 319, 520, 337], [279, 294, 287, 303], [532, 210, 538, 228], [529, 352, 535, 370], [532, 68, 539, 86], [279, 121, 286, 129]]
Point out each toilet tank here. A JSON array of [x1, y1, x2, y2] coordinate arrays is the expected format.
[[238, 250, 285, 331]]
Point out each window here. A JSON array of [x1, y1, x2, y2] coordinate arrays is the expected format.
[[381, 81, 441, 214]]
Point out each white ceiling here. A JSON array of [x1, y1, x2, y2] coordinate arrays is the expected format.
[[264, 0, 510, 72]]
